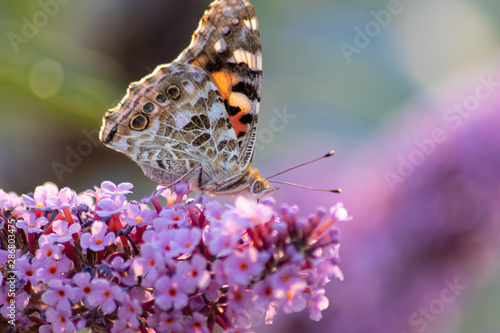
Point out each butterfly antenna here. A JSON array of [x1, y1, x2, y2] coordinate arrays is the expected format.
[[269, 180, 341, 193], [267, 150, 336, 179]]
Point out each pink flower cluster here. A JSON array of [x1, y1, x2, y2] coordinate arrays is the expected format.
[[0, 181, 348, 332]]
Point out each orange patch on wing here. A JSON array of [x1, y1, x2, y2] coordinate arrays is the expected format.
[[210, 70, 240, 100], [192, 55, 208, 69], [231, 113, 248, 137], [227, 91, 253, 138]]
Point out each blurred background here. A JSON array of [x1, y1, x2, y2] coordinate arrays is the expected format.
[[2, 0, 500, 332]]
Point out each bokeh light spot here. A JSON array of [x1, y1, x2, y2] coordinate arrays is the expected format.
[[29, 59, 64, 99]]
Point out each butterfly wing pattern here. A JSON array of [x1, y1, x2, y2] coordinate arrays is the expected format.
[[99, 0, 278, 199], [175, 0, 262, 169]]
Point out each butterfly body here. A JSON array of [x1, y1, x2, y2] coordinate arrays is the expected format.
[[100, 0, 278, 199]]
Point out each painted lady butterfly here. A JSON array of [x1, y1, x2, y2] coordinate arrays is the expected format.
[[99, 0, 279, 199]]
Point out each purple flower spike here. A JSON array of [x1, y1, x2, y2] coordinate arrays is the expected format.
[[1, 180, 347, 332]]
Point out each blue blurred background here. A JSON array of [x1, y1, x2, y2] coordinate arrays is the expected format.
[[2, 0, 500, 332]]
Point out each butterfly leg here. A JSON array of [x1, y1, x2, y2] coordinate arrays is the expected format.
[[198, 164, 204, 189], [203, 172, 246, 195], [165, 164, 202, 189]]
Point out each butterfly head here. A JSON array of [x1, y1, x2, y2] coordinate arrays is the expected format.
[[249, 178, 279, 200], [237, 167, 279, 200]]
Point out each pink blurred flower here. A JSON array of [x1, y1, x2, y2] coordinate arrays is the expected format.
[[17, 211, 48, 233], [224, 247, 265, 285], [154, 275, 189, 310], [49, 219, 80, 243], [176, 254, 211, 293], [80, 221, 115, 251], [41, 279, 76, 311], [36, 256, 72, 283]]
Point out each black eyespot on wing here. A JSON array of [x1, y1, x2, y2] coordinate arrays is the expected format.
[[166, 85, 181, 100], [143, 102, 154, 113], [237, 131, 245, 138], [130, 114, 148, 131], [156, 94, 167, 103]]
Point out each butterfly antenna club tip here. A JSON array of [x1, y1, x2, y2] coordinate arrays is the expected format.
[[325, 150, 335, 157]]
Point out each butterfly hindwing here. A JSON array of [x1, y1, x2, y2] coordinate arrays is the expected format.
[[175, 0, 262, 169], [100, 63, 239, 187]]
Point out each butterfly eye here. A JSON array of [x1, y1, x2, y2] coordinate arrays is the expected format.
[[143, 102, 154, 113], [130, 114, 148, 131], [252, 180, 264, 194], [166, 85, 181, 100], [156, 94, 167, 103]]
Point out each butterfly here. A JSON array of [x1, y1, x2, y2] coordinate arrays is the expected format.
[[99, 0, 280, 199]]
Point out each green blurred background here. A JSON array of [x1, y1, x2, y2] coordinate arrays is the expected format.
[[3, 0, 498, 196], [2, 0, 500, 332]]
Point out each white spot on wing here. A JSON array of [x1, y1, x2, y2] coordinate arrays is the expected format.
[[232, 49, 261, 71], [243, 19, 251, 30], [250, 17, 259, 30], [214, 38, 227, 53]]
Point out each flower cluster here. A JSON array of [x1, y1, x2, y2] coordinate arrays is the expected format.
[[0, 181, 348, 332]]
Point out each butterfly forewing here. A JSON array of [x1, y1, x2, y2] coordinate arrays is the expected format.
[[176, 0, 262, 168]]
